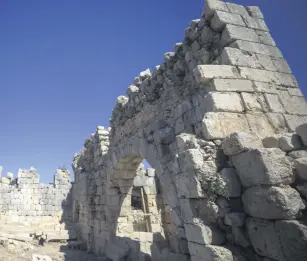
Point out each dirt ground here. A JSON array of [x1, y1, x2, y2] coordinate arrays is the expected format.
[[0, 243, 106, 261]]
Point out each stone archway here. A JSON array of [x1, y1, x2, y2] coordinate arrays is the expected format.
[[106, 155, 168, 260]]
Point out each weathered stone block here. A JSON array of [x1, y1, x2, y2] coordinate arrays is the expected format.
[[253, 82, 277, 94], [211, 11, 245, 32], [256, 30, 276, 46], [230, 40, 282, 58], [240, 67, 297, 87], [275, 220, 307, 261], [294, 158, 307, 180], [279, 133, 303, 152], [246, 218, 286, 261], [246, 6, 264, 19], [222, 132, 263, 156], [204, 0, 229, 20], [202, 112, 250, 140], [242, 15, 269, 31], [296, 123, 307, 145], [190, 244, 233, 261], [221, 47, 257, 68], [207, 79, 254, 93], [175, 172, 205, 199], [241, 92, 267, 112], [219, 168, 242, 197], [226, 3, 248, 16], [242, 185, 305, 219], [231, 148, 293, 187], [221, 24, 260, 46], [194, 65, 239, 84], [245, 113, 276, 138], [278, 91, 307, 115], [203, 92, 244, 113], [264, 93, 285, 113], [285, 115, 307, 132], [272, 58, 292, 74], [184, 223, 213, 245]]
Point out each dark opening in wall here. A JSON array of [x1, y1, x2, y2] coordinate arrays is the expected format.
[[131, 187, 143, 210]]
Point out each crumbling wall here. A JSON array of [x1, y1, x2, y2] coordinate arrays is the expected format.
[[0, 168, 74, 241], [72, 1, 307, 261]]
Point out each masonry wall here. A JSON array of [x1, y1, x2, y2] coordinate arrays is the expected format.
[[0, 168, 74, 240], [72, 1, 307, 261]]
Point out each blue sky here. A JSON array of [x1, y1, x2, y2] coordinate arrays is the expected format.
[[1, 0, 306, 183]]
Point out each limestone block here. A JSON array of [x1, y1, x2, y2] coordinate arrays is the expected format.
[[224, 212, 245, 227], [253, 82, 277, 94], [203, 92, 244, 113], [222, 49, 274, 72], [226, 3, 248, 16], [288, 87, 304, 97], [242, 16, 269, 31], [296, 123, 307, 145], [275, 220, 307, 261], [242, 185, 305, 219], [279, 133, 303, 152], [256, 30, 276, 46], [184, 223, 212, 245], [221, 47, 257, 68], [264, 93, 285, 113], [239, 67, 297, 87], [278, 91, 307, 115], [219, 168, 242, 197], [255, 54, 276, 71], [221, 24, 260, 46], [211, 11, 245, 32], [231, 148, 293, 187], [204, 0, 229, 20], [241, 93, 267, 112], [185, 221, 225, 246], [208, 79, 254, 93], [285, 115, 307, 132], [246, 218, 286, 261], [229, 40, 282, 58], [190, 244, 233, 261], [202, 112, 250, 140], [193, 65, 239, 84], [262, 134, 281, 148], [246, 6, 264, 19], [245, 113, 276, 138], [294, 158, 307, 180], [288, 150, 307, 159], [272, 58, 292, 74], [175, 172, 205, 199], [222, 132, 263, 156]]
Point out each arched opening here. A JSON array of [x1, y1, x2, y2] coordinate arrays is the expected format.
[[108, 155, 168, 260]]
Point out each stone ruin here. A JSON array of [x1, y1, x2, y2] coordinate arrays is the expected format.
[[1, 0, 307, 260]]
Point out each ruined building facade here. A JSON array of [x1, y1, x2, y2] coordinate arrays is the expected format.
[[1, 0, 307, 260]]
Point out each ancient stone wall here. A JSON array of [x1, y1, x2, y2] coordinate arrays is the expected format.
[[72, 1, 307, 261], [0, 168, 75, 241]]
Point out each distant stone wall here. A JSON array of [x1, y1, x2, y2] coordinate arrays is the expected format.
[[0, 168, 74, 239], [72, 1, 307, 261]]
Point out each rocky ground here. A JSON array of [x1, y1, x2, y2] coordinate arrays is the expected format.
[[0, 242, 105, 261]]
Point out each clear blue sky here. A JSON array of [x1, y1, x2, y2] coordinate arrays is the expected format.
[[1, 0, 306, 183]]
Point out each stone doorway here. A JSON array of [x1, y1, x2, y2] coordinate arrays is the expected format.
[[110, 157, 166, 260]]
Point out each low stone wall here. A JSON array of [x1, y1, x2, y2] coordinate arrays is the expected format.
[[0, 168, 75, 241]]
